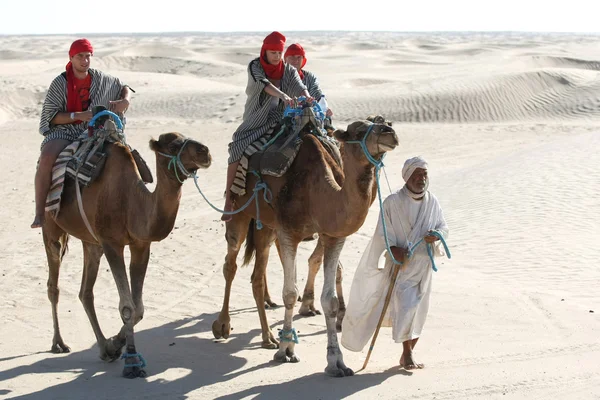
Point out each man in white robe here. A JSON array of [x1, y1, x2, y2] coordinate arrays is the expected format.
[[341, 156, 449, 370]]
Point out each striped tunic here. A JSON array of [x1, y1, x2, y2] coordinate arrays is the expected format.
[[301, 70, 324, 100], [39, 68, 126, 149], [227, 58, 307, 164]]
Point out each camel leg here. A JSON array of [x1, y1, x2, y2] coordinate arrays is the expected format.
[[250, 227, 279, 349], [263, 238, 286, 308], [335, 261, 346, 332], [129, 242, 150, 326], [298, 237, 324, 316], [321, 235, 353, 377], [79, 242, 123, 361], [273, 232, 300, 363], [42, 224, 70, 353], [102, 243, 146, 379], [212, 214, 251, 340], [262, 270, 278, 308]]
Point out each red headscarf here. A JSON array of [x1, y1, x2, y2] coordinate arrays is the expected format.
[[66, 39, 94, 112], [284, 43, 307, 79], [259, 31, 285, 80]]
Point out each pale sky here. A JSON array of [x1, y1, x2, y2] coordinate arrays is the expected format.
[[0, 0, 596, 35]]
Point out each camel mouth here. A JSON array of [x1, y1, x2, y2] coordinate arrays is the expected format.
[[378, 141, 398, 152], [198, 152, 212, 169]]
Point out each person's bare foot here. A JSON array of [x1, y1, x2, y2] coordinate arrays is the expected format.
[[400, 353, 424, 370], [31, 214, 44, 229], [221, 199, 232, 222]]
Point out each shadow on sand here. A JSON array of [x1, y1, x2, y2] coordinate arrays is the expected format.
[[0, 311, 397, 400]]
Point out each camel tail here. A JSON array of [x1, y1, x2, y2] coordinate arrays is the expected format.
[[242, 219, 256, 267]]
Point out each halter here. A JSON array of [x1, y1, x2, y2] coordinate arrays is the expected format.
[[156, 139, 196, 183], [345, 123, 387, 168]]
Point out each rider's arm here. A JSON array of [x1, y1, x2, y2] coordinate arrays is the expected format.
[[263, 83, 290, 102], [50, 111, 92, 124]]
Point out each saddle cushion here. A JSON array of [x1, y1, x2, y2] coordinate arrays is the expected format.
[[248, 107, 341, 178]]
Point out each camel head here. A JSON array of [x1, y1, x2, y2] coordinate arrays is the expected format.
[[333, 120, 398, 163], [149, 132, 212, 180]]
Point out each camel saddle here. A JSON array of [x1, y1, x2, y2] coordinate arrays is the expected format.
[[45, 110, 153, 216], [249, 106, 342, 178]]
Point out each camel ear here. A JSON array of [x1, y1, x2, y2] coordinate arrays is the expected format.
[[149, 138, 160, 152], [333, 129, 349, 142]]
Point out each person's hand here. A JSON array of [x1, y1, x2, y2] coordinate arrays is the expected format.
[[326, 108, 333, 117], [75, 110, 93, 122], [281, 94, 294, 107], [109, 99, 130, 114], [424, 230, 440, 243], [304, 96, 315, 105], [390, 246, 409, 263]]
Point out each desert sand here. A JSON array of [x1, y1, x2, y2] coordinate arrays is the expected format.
[[0, 31, 599, 399]]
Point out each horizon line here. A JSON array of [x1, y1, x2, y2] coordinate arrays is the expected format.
[[2, 29, 600, 37]]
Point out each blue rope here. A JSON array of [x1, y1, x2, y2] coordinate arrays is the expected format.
[[261, 125, 286, 150], [121, 352, 147, 368], [89, 110, 124, 130], [279, 328, 299, 344], [192, 172, 272, 230]]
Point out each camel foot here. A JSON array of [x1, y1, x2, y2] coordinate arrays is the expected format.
[[325, 362, 354, 377], [262, 341, 279, 350], [50, 341, 70, 354], [326, 347, 352, 377], [123, 365, 147, 379], [264, 299, 278, 309], [100, 337, 125, 362], [273, 344, 300, 363], [299, 307, 320, 316], [262, 333, 279, 349], [212, 318, 231, 339], [298, 303, 321, 317], [122, 351, 147, 379]]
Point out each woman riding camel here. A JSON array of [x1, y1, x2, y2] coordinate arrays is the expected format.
[[222, 31, 313, 221]]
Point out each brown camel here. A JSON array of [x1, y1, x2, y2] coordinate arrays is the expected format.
[[212, 118, 398, 377], [41, 131, 211, 378]]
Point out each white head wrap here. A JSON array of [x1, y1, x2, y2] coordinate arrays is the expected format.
[[402, 156, 428, 182]]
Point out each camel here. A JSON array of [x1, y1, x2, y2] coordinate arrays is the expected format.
[[41, 130, 211, 378], [212, 117, 398, 377], [261, 115, 395, 330]]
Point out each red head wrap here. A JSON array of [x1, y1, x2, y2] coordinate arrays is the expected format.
[[259, 31, 285, 80], [66, 39, 94, 113], [284, 43, 307, 79], [69, 38, 94, 58]]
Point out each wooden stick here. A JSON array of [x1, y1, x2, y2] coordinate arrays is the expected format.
[[359, 261, 402, 372]]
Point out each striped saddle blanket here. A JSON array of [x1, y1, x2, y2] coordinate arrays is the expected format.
[[45, 140, 107, 216]]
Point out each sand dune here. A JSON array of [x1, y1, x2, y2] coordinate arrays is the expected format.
[[0, 31, 599, 400]]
